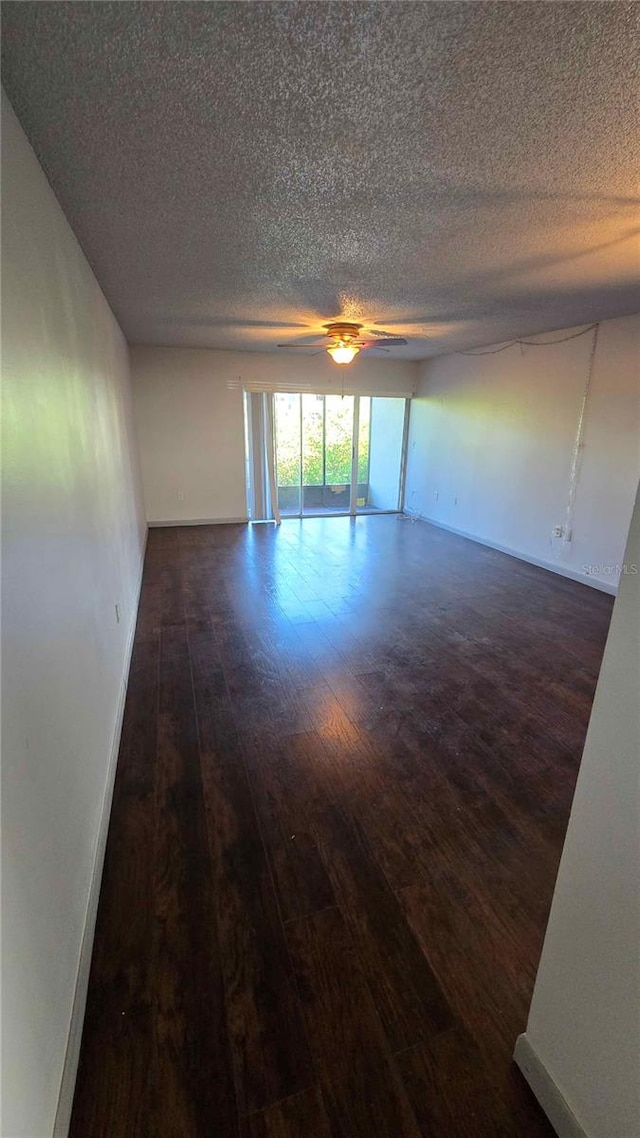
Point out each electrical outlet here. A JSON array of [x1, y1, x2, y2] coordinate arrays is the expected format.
[[177, 490, 185, 502], [552, 525, 564, 538]]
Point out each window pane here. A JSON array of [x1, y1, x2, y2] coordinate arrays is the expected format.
[[302, 394, 324, 485], [274, 393, 300, 486], [324, 395, 354, 485], [274, 392, 301, 515], [357, 396, 371, 484]]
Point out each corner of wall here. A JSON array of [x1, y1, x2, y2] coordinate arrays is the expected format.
[[514, 1035, 588, 1138]]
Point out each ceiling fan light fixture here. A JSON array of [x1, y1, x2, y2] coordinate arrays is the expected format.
[[327, 343, 360, 365]]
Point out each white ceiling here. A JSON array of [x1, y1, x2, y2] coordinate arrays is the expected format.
[[2, 1, 639, 359]]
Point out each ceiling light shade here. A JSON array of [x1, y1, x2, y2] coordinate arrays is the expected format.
[[327, 344, 360, 365]]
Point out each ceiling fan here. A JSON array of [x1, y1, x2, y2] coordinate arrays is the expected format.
[[277, 322, 407, 365]]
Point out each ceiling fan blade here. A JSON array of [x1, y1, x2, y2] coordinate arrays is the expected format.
[[369, 317, 453, 328], [276, 346, 326, 356], [363, 327, 404, 338], [361, 338, 407, 348], [220, 319, 311, 330]]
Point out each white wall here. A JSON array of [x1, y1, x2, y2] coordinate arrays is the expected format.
[[516, 484, 640, 1138], [1, 92, 146, 1137], [131, 345, 417, 525], [131, 346, 248, 524], [405, 314, 640, 590]]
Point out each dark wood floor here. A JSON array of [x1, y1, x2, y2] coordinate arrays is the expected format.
[[70, 516, 614, 1138]]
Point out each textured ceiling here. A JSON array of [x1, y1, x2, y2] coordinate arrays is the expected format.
[[2, 1, 639, 358]]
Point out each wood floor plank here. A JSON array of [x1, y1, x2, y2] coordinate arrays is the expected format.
[[301, 690, 423, 889], [244, 725, 452, 1049], [196, 727, 314, 1113], [398, 876, 535, 1074], [286, 908, 422, 1138], [397, 1029, 513, 1138], [151, 623, 237, 1137], [241, 731, 337, 923], [188, 617, 241, 757], [312, 799, 453, 1049], [396, 1027, 554, 1138], [240, 1087, 332, 1138], [277, 731, 454, 1051]]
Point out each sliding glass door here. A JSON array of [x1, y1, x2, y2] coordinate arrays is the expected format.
[[355, 396, 408, 513], [273, 392, 408, 518], [273, 393, 301, 516]]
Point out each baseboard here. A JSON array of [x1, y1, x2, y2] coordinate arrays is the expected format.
[[514, 1034, 587, 1138], [148, 515, 248, 527], [404, 511, 617, 596], [53, 528, 148, 1137]]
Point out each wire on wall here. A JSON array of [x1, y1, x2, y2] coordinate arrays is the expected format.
[[456, 319, 602, 555], [563, 323, 600, 547], [458, 322, 599, 356]]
